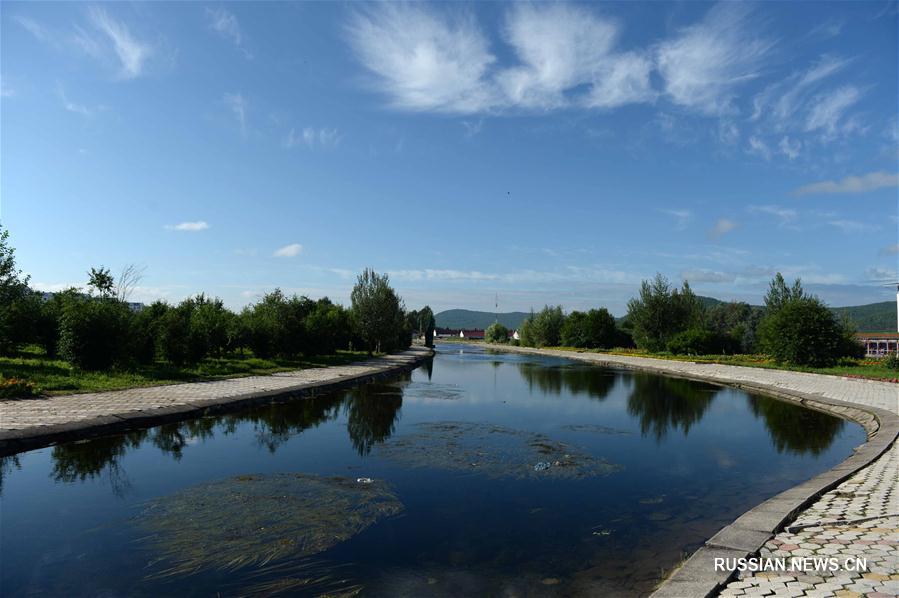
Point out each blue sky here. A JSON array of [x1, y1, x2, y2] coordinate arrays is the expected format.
[[1, 1, 897, 315]]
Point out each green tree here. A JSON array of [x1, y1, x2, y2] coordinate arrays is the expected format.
[[350, 269, 406, 354], [485, 322, 510, 344], [626, 274, 704, 352], [0, 224, 31, 354], [758, 295, 855, 367], [58, 295, 133, 370], [87, 266, 115, 299], [420, 306, 435, 347], [561, 308, 618, 348]]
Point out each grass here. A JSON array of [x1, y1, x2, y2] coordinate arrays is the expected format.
[[0, 346, 373, 396], [541, 346, 899, 382]]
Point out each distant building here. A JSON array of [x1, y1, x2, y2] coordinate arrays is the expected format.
[[512, 329, 520, 341], [855, 332, 899, 357], [434, 327, 459, 338], [459, 329, 485, 340]]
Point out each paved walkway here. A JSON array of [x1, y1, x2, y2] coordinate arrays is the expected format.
[[485, 345, 899, 598], [0, 348, 432, 454]]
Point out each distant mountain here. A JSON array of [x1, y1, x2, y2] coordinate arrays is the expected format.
[[832, 301, 895, 333], [435, 309, 530, 330], [438, 299, 896, 333]]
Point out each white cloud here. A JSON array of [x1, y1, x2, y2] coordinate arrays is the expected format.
[[285, 127, 342, 148], [346, 3, 653, 114], [501, 4, 654, 110], [681, 269, 736, 283], [748, 204, 798, 227], [778, 136, 801, 160], [827, 220, 878, 233], [165, 221, 210, 232], [794, 171, 899, 195], [656, 3, 772, 115], [206, 7, 249, 57], [273, 243, 303, 258], [752, 55, 851, 125], [15, 15, 51, 43], [709, 218, 738, 238], [880, 244, 899, 256], [346, 4, 497, 113], [56, 85, 91, 116], [804, 85, 862, 136], [224, 92, 247, 136], [87, 6, 152, 79], [747, 135, 771, 160], [864, 266, 898, 281], [461, 119, 483, 138], [658, 209, 692, 230]]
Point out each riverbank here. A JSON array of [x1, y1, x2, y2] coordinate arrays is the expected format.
[[450, 342, 897, 382], [483, 343, 898, 597], [0, 347, 433, 456]]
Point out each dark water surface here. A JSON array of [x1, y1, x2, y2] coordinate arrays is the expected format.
[[0, 345, 865, 596]]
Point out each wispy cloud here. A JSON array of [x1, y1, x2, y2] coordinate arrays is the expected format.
[[284, 127, 342, 148], [748, 204, 798, 226], [345, 3, 653, 114], [805, 85, 862, 136], [747, 135, 771, 160], [778, 136, 801, 160], [709, 218, 738, 238], [794, 171, 899, 196], [864, 266, 898, 281], [752, 55, 851, 126], [224, 92, 247, 136], [880, 244, 899, 256], [461, 119, 483, 138], [827, 219, 878, 233], [500, 4, 654, 110], [658, 209, 692, 230], [681, 268, 736, 283], [14, 15, 52, 43], [656, 3, 772, 115], [346, 4, 496, 113], [273, 243, 303, 258], [56, 85, 92, 116], [165, 221, 210, 232], [206, 7, 251, 58], [87, 6, 152, 79]]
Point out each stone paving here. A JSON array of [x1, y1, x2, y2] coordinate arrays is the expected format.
[[485, 345, 899, 598], [0, 348, 431, 451], [719, 440, 899, 598]]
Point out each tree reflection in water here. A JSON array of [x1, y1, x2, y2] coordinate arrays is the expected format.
[[45, 377, 407, 494], [747, 395, 844, 455], [344, 378, 405, 456], [51, 431, 148, 496], [626, 375, 717, 441], [516, 362, 618, 400]]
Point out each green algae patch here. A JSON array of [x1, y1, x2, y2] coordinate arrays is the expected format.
[[134, 473, 403, 586], [375, 421, 623, 480]]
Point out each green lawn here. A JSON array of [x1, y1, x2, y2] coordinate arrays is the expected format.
[[0, 346, 373, 396]]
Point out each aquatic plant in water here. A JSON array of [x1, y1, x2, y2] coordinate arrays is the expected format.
[[375, 421, 623, 480], [134, 474, 403, 591]]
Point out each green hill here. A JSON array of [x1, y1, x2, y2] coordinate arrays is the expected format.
[[832, 301, 895, 332], [435, 309, 530, 330]]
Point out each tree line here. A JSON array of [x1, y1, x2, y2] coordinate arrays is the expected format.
[[0, 224, 425, 371], [490, 273, 863, 367]]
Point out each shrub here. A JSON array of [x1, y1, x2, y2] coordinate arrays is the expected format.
[[666, 328, 736, 355], [885, 352, 899, 371], [0, 375, 39, 399], [485, 322, 510, 344], [758, 296, 855, 367], [58, 296, 133, 370]]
